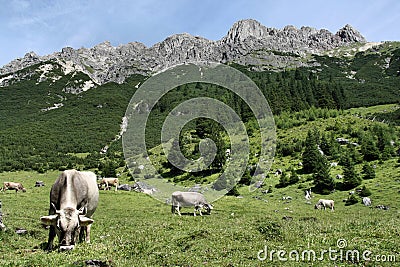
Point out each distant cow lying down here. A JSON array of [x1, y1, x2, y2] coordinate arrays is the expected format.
[[98, 178, 119, 191], [171, 191, 213, 216], [2, 182, 26, 193], [315, 199, 334, 211]]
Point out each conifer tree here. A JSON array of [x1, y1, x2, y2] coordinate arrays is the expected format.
[[302, 128, 323, 174], [313, 156, 335, 194], [362, 163, 376, 180], [361, 134, 380, 161], [342, 153, 362, 190]]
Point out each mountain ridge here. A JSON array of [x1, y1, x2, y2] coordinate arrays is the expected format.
[[1, 19, 367, 85]]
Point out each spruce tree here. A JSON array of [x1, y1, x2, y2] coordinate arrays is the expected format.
[[361, 134, 380, 161], [302, 128, 322, 174], [276, 171, 289, 188], [289, 167, 300, 185], [312, 156, 334, 194], [362, 163, 376, 180], [342, 153, 362, 190]]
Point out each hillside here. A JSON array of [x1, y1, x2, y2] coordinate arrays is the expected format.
[[0, 19, 399, 266], [0, 103, 399, 265], [0, 20, 399, 204]]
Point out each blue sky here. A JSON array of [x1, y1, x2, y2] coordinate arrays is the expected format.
[[1, 0, 399, 67]]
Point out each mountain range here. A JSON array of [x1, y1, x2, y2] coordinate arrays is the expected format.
[[1, 19, 369, 89]]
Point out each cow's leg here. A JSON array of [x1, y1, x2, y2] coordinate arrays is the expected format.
[[171, 205, 176, 214], [46, 226, 56, 251], [79, 226, 86, 243], [104, 181, 108, 190], [85, 224, 91, 243], [115, 182, 118, 192], [177, 206, 182, 216], [195, 205, 202, 216]]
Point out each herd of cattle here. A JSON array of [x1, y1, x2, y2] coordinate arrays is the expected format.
[[0, 169, 384, 251], [0, 170, 215, 251]]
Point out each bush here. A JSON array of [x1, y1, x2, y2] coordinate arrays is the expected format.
[[359, 185, 372, 197], [227, 186, 240, 196], [256, 221, 282, 241], [345, 194, 359, 206], [362, 163, 376, 179]]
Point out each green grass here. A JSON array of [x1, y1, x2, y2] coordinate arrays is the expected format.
[[0, 166, 399, 266]]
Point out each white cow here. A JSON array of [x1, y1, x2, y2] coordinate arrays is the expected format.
[[142, 188, 156, 195], [362, 197, 372, 206], [171, 191, 213, 216], [40, 170, 99, 251], [314, 199, 335, 211], [304, 189, 312, 200]]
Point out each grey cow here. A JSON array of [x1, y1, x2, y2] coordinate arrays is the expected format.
[[171, 191, 213, 216], [40, 170, 99, 251]]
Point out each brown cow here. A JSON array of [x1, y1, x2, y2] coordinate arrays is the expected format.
[[98, 178, 119, 191], [2, 182, 26, 193]]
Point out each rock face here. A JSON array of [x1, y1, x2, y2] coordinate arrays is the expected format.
[[0, 19, 366, 86]]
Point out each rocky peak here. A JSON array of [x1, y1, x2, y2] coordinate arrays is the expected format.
[[336, 24, 366, 43], [1, 19, 368, 86], [223, 19, 269, 44]]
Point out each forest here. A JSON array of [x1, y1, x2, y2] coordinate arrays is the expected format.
[[0, 45, 399, 197]]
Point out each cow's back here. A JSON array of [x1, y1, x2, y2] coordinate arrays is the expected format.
[[172, 191, 206, 207], [79, 171, 99, 217], [50, 170, 99, 217]]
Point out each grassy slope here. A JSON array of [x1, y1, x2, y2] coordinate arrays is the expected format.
[[0, 169, 399, 266], [1, 105, 399, 266]]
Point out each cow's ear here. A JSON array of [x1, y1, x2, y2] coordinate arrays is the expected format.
[[79, 216, 94, 226], [40, 215, 58, 226]]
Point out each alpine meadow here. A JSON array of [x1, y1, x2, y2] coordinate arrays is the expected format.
[[0, 19, 399, 266]]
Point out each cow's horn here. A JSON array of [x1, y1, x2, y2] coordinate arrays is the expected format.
[[51, 203, 61, 214]]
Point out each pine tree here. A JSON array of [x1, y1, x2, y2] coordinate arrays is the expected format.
[[362, 163, 376, 180], [342, 153, 362, 190], [361, 134, 380, 161], [320, 133, 333, 157], [302, 128, 323, 174], [276, 171, 289, 188], [288, 167, 300, 185], [312, 156, 335, 194]]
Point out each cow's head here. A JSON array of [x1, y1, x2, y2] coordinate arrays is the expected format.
[[314, 204, 321, 210], [204, 203, 213, 214], [40, 204, 93, 251]]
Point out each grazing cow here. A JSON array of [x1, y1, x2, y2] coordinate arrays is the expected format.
[[142, 188, 156, 195], [98, 178, 119, 191], [171, 191, 213, 216], [314, 199, 335, 211], [362, 197, 372, 206], [2, 182, 26, 193], [40, 170, 99, 251], [304, 189, 312, 200]]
